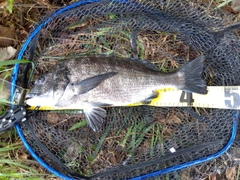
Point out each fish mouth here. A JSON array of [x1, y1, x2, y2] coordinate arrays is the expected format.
[[25, 93, 39, 100]]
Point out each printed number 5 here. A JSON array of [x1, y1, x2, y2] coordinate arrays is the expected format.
[[224, 87, 240, 108]]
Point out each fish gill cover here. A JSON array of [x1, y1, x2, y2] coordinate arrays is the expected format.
[[15, 0, 240, 179]]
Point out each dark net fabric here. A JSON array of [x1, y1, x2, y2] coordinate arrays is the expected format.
[[18, 0, 240, 179]]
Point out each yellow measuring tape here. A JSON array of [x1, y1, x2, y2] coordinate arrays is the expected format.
[[148, 86, 239, 109], [27, 86, 240, 110]]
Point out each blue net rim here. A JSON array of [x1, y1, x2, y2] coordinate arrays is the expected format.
[[10, 0, 240, 179]]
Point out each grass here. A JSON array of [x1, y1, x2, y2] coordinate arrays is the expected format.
[[0, 33, 52, 179], [67, 119, 87, 131], [7, 0, 14, 13], [123, 122, 160, 156], [0, 59, 54, 178], [0, 59, 33, 106], [0, 130, 56, 179], [237, 164, 240, 180], [215, 0, 232, 9]]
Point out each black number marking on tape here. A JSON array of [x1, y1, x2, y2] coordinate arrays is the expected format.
[[180, 91, 194, 105], [224, 87, 240, 108]]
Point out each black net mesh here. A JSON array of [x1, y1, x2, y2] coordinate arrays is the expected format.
[[17, 0, 240, 179]]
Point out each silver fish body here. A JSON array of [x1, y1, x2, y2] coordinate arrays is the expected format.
[[26, 56, 206, 131]]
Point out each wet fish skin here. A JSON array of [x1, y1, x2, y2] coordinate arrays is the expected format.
[[26, 56, 206, 131]]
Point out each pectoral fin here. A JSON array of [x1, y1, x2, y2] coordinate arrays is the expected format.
[[76, 72, 118, 95], [83, 104, 107, 132]]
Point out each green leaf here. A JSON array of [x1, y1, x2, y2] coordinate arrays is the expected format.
[[7, 0, 14, 13], [87, 155, 93, 162], [92, 122, 112, 159], [121, 124, 133, 147], [0, 146, 20, 152], [0, 59, 31, 67], [109, 14, 116, 19], [2, 71, 12, 80], [0, 99, 13, 105], [0, 160, 39, 173], [215, 0, 232, 9], [68, 120, 87, 131]]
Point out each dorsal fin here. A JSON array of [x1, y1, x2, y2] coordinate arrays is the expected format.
[[130, 58, 160, 71]]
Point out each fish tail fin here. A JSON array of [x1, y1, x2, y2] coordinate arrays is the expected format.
[[178, 55, 207, 94]]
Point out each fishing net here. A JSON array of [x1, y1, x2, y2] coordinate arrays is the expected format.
[[13, 0, 240, 179]]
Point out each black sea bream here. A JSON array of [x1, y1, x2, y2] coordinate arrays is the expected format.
[[26, 56, 206, 131]]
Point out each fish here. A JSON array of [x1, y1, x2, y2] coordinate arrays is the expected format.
[[26, 56, 207, 131]]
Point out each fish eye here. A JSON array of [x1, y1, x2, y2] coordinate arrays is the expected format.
[[37, 76, 45, 84]]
